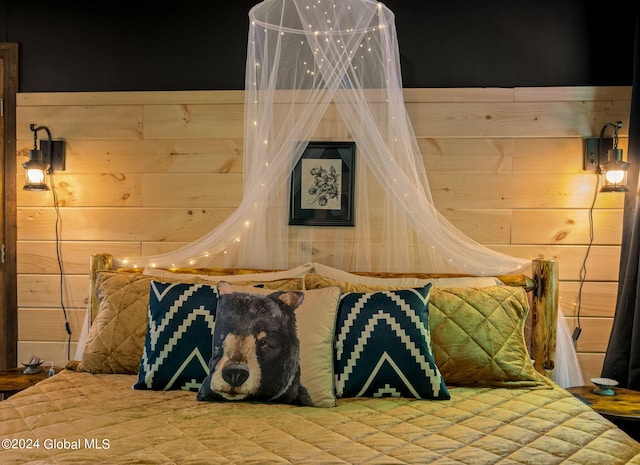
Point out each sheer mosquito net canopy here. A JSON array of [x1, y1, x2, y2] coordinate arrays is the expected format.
[[119, 0, 527, 275], [106, 0, 583, 387]]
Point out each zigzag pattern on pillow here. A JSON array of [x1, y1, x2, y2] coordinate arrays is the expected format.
[[334, 285, 450, 400], [134, 281, 218, 391]]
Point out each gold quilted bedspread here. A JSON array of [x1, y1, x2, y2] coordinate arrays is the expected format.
[[1, 370, 639, 464]]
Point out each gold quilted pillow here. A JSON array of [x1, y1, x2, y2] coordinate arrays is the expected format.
[[304, 275, 549, 387], [429, 286, 550, 387], [72, 271, 303, 374], [74, 272, 152, 374]]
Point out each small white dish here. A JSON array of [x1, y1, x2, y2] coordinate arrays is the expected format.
[[591, 377, 619, 396]]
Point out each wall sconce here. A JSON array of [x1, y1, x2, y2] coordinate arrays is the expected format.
[[23, 123, 65, 191], [583, 121, 629, 193]]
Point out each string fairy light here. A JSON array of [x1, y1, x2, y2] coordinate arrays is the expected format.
[[113, 0, 529, 280]]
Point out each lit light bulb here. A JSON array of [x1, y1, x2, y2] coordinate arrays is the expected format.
[[26, 168, 45, 184], [605, 170, 625, 184]]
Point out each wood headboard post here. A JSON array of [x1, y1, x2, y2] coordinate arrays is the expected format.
[[531, 259, 559, 377], [89, 253, 113, 323]]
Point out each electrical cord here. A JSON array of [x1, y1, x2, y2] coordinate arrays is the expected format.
[[50, 170, 72, 360], [574, 121, 623, 341], [574, 169, 600, 341]]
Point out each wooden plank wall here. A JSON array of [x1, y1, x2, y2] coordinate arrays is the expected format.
[[15, 87, 631, 382]]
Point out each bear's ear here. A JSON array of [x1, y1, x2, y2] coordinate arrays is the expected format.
[[271, 291, 304, 311]]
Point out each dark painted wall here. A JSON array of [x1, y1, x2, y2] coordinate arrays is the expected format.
[[2, 0, 636, 92]]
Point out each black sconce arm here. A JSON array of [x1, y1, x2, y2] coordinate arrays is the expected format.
[[598, 120, 623, 169]]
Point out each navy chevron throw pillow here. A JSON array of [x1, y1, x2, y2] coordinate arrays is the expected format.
[[134, 281, 218, 391], [334, 285, 450, 400]]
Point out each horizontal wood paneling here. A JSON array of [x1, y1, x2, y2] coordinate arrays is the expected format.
[[513, 86, 632, 102], [18, 275, 91, 308], [512, 210, 623, 245], [141, 174, 244, 207], [18, 309, 85, 342], [19, 105, 144, 140], [17, 86, 627, 105], [565, 317, 614, 352], [16, 139, 244, 174], [577, 353, 606, 382], [489, 245, 622, 281], [419, 137, 629, 175], [17, 241, 142, 274], [407, 101, 630, 138], [17, 91, 246, 106], [560, 282, 619, 318], [17, 173, 245, 208], [18, 207, 236, 241], [15, 86, 632, 382], [430, 174, 624, 209], [143, 104, 245, 139]]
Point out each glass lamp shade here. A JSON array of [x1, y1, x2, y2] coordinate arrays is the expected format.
[[22, 149, 50, 191], [599, 148, 629, 193]]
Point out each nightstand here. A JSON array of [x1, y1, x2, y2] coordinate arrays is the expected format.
[[567, 385, 640, 441], [0, 367, 56, 400]]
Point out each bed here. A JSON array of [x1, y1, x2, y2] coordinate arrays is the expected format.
[[1, 254, 639, 464]]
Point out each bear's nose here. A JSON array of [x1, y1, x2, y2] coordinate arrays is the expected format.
[[223, 363, 250, 387]]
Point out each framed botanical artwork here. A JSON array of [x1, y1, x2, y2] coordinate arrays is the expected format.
[[289, 141, 356, 226]]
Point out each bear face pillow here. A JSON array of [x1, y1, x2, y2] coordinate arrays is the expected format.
[[199, 289, 309, 405], [197, 282, 341, 407]]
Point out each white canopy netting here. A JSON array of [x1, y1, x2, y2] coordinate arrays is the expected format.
[[111, 0, 581, 386], [119, 0, 527, 275]]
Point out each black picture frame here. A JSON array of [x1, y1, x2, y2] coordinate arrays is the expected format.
[[289, 141, 356, 226]]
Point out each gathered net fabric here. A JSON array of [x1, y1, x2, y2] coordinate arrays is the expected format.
[[112, 0, 581, 386], [120, 0, 527, 275]]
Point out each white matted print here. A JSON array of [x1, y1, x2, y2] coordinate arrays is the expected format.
[[300, 158, 342, 210], [289, 141, 355, 227]]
